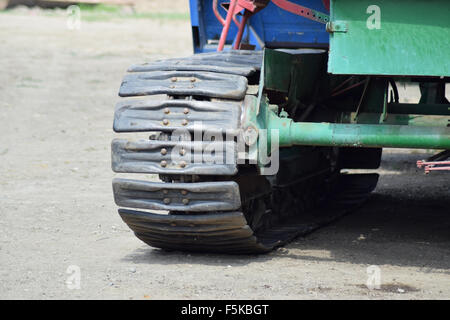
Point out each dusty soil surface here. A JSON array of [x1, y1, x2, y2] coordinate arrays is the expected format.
[[0, 7, 449, 300]]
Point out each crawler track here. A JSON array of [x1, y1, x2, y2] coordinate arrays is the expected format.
[[112, 50, 379, 254]]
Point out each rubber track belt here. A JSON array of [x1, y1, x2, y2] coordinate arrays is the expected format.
[[118, 173, 378, 254], [113, 50, 379, 254]]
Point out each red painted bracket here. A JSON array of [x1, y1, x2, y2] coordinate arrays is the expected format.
[[417, 150, 450, 174], [216, 0, 269, 51], [417, 160, 450, 174], [272, 0, 330, 24]]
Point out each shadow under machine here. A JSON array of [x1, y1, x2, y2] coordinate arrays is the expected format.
[[111, 0, 450, 253]]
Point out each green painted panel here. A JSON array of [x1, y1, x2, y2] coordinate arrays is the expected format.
[[328, 0, 450, 76]]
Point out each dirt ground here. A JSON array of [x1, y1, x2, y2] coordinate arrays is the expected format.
[[0, 5, 449, 300]]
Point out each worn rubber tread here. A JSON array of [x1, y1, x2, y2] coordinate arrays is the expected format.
[[128, 62, 256, 77], [127, 224, 254, 238], [112, 139, 237, 175], [113, 99, 242, 133], [118, 174, 378, 254], [113, 179, 241, 212], [119, 71, 248, 100]]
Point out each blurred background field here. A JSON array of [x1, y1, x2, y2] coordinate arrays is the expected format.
[[0, 0, 190, 20]]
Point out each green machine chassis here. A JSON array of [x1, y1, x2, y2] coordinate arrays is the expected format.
[[250, 0, 450, 166], [111, 0, 449, 254]]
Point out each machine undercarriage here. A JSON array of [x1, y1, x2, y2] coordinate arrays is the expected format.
[[111, 0, 449, 253]]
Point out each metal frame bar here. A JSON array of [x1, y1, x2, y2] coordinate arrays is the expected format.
[[271, 118, 450, 150], [272, 0, 329, 24], [217, 0, 239, 51]]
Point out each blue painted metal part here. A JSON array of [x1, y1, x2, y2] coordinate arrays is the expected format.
[[189, 0, 329, 53]]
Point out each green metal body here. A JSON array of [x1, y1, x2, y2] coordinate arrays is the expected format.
[[328, 0, 450, 77], [245, 48, 450, 165]]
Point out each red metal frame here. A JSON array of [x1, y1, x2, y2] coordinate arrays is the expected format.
[[213, 0, 242, 28], [271, 0, 329, 24], [216, 0, 268, 51], [217, 0, 239, 51], [417, 150, 450, 173], [417, 160, 450, 174], [233, 12, 251, 49], [213, 0, 226, 26], [214, 0, 330, 51]]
